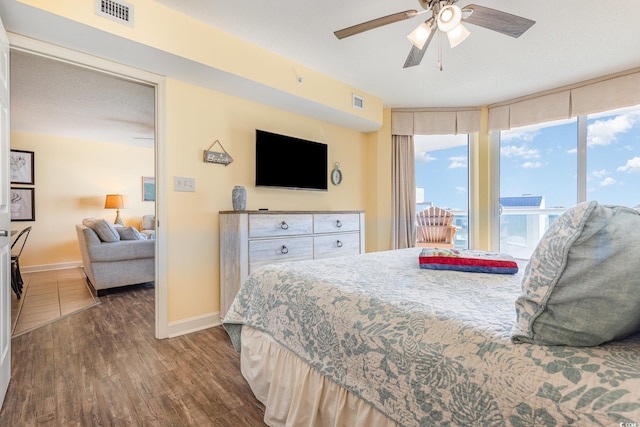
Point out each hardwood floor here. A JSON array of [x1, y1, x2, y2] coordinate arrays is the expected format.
[[1, 281, 266, 426]]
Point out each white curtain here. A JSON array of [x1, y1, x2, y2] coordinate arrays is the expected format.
[[392, 135, 416, 249]]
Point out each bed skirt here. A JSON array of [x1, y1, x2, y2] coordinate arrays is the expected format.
[[240, 327, 398, 427]]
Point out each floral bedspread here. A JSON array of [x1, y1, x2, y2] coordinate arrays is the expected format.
[[223, 248, 640, 426]]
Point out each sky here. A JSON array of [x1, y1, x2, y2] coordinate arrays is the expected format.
[[415, 105, 640, 210]]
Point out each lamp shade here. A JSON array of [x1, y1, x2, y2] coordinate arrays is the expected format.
[[437, 4, 462, 33], [446, 23, 470, 48], [104, 194, 124, 209], [407, 20, 433, 49]]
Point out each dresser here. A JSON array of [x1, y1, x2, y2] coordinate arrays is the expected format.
[[219, 210, 365, 318]]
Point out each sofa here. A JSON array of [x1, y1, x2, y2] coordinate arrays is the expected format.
[[140, 214, 156, 239], [76, 218, 154, 295]]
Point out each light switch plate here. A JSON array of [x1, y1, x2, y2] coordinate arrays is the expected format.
[[174, 176, 195, 192]]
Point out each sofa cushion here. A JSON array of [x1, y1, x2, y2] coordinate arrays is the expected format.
[[117, 226, 146, 240], [82, 218, 120, 243], [86, 239, 155, 262], [512, 201, 640, 346], [142, 215, 155, 231]]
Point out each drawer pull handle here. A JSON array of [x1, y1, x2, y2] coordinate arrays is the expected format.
[[280, 221, 289, 230], [336, 220, 342, 228], [280, 245, 289, 255], [336, 240, 343, 248]]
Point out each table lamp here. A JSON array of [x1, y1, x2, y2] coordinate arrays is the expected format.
[[104, 194, 124, 225]]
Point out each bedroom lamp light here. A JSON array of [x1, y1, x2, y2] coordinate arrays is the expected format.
[[437, 4, 470, 48], [407, 19, 433, 49], [104, 194, 124, 225]]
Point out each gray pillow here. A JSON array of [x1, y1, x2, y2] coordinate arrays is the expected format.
[[116, 226, 146, 240], [512, 201, 640, 346], [82, 218, 120, 243]]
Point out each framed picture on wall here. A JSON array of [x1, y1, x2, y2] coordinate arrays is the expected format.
[[11, 187, 35, 221], [142, 176, 155, 202], [10, 150, 35, 185]]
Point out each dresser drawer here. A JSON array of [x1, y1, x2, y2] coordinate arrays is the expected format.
[[249, 214, 313, 238], [314, 233, 361, 259], [314, 213, 361, 234], [249, 236, 314, 271]]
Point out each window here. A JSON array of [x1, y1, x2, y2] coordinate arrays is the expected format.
[[499, 119, 577, 258], [586, 105, 640, 206], [496, 104, 640, 258], [415, 134, 469, 249]]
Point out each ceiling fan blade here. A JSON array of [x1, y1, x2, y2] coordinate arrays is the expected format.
[[462, 4, 535, 38], [403, 30, 435, 68], [334, 10, 421, 40]]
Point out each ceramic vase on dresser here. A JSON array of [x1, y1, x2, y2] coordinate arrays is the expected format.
[[232, 186, 246, 211]]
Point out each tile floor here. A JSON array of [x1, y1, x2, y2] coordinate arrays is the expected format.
[[11, 267, 98, 336]]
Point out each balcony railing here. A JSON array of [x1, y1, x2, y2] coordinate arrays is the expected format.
[[420, 207, 569, 259]]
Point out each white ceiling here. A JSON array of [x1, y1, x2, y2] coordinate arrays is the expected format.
[[153, 0, 640, 108], [10, 51, 155, 147], [2, 0, 640, 141]]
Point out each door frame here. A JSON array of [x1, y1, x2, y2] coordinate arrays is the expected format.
[[8, 34, 169, 338]]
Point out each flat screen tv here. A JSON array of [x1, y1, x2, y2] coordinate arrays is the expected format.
[[255, 129, 328, 191]]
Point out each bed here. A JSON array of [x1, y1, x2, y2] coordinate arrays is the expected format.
[[223, 202, 640, 426]]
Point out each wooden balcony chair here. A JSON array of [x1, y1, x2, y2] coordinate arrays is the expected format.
[[416, 207, 457, 248]]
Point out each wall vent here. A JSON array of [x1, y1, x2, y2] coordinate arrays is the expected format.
[[352, 94, 364, 110], [95, 0, 134, 27]]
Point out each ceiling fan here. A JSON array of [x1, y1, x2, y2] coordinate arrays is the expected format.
[[334, 0, 535, 69]]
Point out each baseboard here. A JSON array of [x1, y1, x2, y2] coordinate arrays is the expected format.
[[167, 312, 221, 338], [20, 261, 83, 273]]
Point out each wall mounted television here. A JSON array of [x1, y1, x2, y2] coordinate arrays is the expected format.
[[255, 129, 328, 191]]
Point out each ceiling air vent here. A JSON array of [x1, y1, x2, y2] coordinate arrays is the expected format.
[[95, 0, 134, 27], [352, 94, 364, 110]]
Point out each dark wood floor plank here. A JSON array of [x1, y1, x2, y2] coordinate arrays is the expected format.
[[0, 285, 266, 426]]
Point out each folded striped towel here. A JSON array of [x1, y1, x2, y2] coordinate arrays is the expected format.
[[419, 248, 519, 274]]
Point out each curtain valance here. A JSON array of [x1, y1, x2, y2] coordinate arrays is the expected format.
[[488, 68, 640, 131], [391, 109, 481, 135]]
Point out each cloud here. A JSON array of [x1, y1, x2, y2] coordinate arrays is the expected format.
[[501, 128, 540, 142], [455, 186, 466, 194], [591, 169, 609, 178], [501, 145, 540, 159], [522, 161, 543, 168], [587, 112, 640, 147], [448, 156, 467, 169], [600, 177, 616, 186], [617, 156, 640, 173], [416, 152, 436, 163]]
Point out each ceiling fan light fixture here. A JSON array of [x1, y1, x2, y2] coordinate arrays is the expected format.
[[446, 23, 470, 48], [407, 21, 433, 49], [437, 4, 462, 33]]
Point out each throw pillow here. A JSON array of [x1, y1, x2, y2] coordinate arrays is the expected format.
[[82, 218, 120, 243], [116, 226, 146, 240], [512, 201, 640, 346]]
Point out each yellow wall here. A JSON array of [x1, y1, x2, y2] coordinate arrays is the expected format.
[[364, 108, 393, 252], [10, 132, 154, 268], [470, 107, 494, 251], [163, 79, 372, 321]]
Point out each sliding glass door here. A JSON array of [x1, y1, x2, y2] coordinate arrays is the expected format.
[[496, 104, 640, 259], [415, 134, 470, 249]]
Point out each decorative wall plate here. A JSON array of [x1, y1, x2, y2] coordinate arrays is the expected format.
[[331, 162, 342, 185]]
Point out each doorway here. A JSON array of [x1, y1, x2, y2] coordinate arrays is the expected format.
[[8, 35, 168, 338]]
